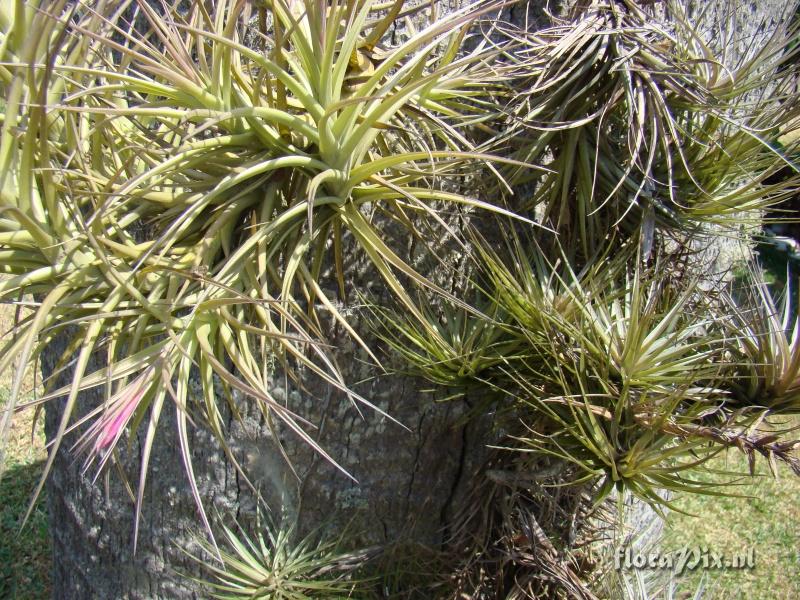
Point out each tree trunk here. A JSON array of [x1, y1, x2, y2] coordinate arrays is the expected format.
[[43, 323, 495, 598], [39, 1, 556, 596]]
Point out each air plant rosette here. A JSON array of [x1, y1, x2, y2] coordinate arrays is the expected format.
[[498, 0, 800, 260], [0, 0, 526, 537]]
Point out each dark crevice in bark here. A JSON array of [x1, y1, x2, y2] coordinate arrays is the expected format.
[[402, 408, 427, 530], [234, 463, 242, 524], [439, 405, 470, 545]]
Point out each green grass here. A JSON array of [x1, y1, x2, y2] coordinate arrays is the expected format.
[[1, 297, 50, 599], [0, 396, 50, 599], [662, 448, 800, 600]]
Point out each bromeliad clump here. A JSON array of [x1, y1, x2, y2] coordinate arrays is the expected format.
[[0, 0, 518, 541]]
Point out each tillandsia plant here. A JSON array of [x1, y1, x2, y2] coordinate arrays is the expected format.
[[366, 291, 520, 394], [722, 261, 800, 410], [376, 235, 740, 509], [497, 0, 800, 260], [187, 514, 377, 600], [370, 236, 800, 596], [362, 1, 800, 592], [190, 517, 465, 599], [0, 0, 537, 544], [372, 0, 800, 500]]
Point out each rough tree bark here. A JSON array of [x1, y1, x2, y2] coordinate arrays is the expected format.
[[43, 318, 495, 598]]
